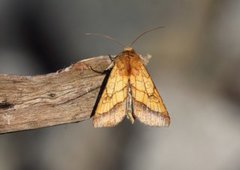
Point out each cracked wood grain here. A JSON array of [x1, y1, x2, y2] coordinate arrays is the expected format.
[[0, 56, 111, 134]]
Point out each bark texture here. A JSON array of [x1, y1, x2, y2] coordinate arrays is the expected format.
[[0, 56, 111, 134]]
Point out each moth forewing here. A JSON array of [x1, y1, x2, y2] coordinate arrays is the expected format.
[[92, 60, 128, 127], [128, 51, 170, 127]]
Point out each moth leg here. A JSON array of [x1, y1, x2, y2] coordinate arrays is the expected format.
[[108, 54, 114, 61], [89, 66, 106, 74], [89, 55, 114, 74], [105, 61, 114, 70], [105, 55, 115, 69]]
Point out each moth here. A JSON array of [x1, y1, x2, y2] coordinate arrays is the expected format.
[[87, 27, 170, 127]]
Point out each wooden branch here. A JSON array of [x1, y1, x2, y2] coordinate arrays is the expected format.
[[0, 56, 111, 134]]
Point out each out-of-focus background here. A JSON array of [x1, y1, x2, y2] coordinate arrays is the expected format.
[[1, 0, 240, 170]]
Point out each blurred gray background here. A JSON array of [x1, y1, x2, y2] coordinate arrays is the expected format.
[[1, 0, 240, 170]]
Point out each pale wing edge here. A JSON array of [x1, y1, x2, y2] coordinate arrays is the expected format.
[[93, 99, 127, 128], [133, 100, 170, 127]]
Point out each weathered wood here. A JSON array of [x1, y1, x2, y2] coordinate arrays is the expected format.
[[0, 56, 111, 134]]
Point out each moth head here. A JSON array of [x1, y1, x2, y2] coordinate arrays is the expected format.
[[123, 47, 134, 52]]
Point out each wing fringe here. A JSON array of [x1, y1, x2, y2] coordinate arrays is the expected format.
[[133, 100, 170, 127]]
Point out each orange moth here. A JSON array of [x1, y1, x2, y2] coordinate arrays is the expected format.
[[87, 27, 170, 127]]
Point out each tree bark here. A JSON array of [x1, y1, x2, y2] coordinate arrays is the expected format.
[[0, 56, 111, 134]]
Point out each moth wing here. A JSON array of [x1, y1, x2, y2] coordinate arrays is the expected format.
[[130, 56, 170, 127], [93, 60, 128, 127]]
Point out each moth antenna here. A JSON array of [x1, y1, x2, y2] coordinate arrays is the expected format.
[[85, 33, 125, 48], [128, 26, 165, 47]]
